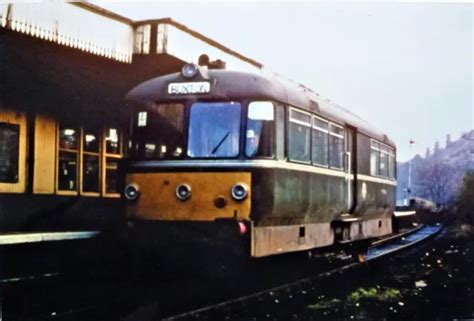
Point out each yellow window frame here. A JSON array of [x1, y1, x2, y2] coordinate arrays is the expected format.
[[0, 110, 27, 194], [56, 125, 80, 196], [55, 124, 123, 197], [102, 127, 122, 198], [81, 127, 102, 197]]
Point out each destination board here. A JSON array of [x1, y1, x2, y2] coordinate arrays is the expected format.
[[168, 82, 211, 95]]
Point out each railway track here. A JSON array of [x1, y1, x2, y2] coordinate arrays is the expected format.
[[2, 224, 443, 321], [162, 224, 443, 321]]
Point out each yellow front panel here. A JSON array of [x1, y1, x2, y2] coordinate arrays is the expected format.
[[126, 172, 251, 221]]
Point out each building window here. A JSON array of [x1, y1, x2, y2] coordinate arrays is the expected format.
[[103, 127, 122, 196], [58, 126, 79, 192], [312, 116, 329, 167], [329, 124, 344, 169], [57, 124, 122, 197], [0, 122, 20, 183], [82, 128, 101, 194], [288, 108, 311, 163]]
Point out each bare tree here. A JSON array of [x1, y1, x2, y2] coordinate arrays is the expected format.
[[456, 170, 474, 224], [416, 160, 451, 207]]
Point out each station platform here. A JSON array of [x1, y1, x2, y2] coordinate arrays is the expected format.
[[0, 230, 107, 285], [0, 231, 100, 245]]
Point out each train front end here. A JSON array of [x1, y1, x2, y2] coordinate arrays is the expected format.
[[123, 64, 262, 272]]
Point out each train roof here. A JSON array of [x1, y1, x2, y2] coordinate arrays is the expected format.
[[126, 68, 395, 147]]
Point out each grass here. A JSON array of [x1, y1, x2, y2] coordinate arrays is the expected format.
[[307, 298, 342, 310], [348, 287, 402, 303], [307, 287, 402, 312]]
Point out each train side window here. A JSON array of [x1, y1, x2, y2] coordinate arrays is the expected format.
[[388, 148, 396, 179], [380, 145, 389, 178], [329, 124, 344, 169], [246, 101, 275, 158], [312, 116, 329, 167], [0, 122, 20, 183], [370, 140, 380, 176], [288, 109, 311, 163], [58, 126, 79, 193], [275, 104, 285, 160]]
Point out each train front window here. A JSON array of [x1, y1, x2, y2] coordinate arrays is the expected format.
[[246, 101, 274, 158], [133, 103, 185, 159], [188, 102, 241, 158]]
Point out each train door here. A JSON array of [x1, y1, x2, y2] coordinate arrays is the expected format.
[[346, 126, 357, 212]]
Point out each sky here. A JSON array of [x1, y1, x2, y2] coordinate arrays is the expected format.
[[96, 1, 473, 162]]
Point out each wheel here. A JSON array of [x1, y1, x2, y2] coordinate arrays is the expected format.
[[349, 241, 370, 263], [356, 252, 366, 263]]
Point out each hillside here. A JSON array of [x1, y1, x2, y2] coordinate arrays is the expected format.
[[396, 130, 474, 205]]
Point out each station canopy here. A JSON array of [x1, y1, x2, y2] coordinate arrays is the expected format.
[[0, 2, 390, 144], [0, 2, 262, 72]]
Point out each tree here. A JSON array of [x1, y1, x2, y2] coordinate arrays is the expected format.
[[456, 171, 474, 224], [416, 160, 451, 207]]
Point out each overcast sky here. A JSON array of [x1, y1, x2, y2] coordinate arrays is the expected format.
[[97, 1, 473, 162]]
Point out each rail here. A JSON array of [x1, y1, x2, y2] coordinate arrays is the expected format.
[[162, 224, 443, 321]]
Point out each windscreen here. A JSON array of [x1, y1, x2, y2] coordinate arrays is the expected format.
[[132, 103, 185, 160], [187, 102, 241, 158]]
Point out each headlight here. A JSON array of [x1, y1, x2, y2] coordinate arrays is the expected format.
[[124, 184, 140, 201], [176, 183, 192, 201], [231, 183, 249, 201], [181, 63, 198, 78]]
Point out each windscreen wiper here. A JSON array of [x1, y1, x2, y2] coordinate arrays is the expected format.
[[211, 131, 230, 154]]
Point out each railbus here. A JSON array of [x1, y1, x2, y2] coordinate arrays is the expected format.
[[122, 63, 398, 268]]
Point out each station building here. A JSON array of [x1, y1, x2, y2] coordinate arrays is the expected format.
[[0, 2, 262, 233]]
